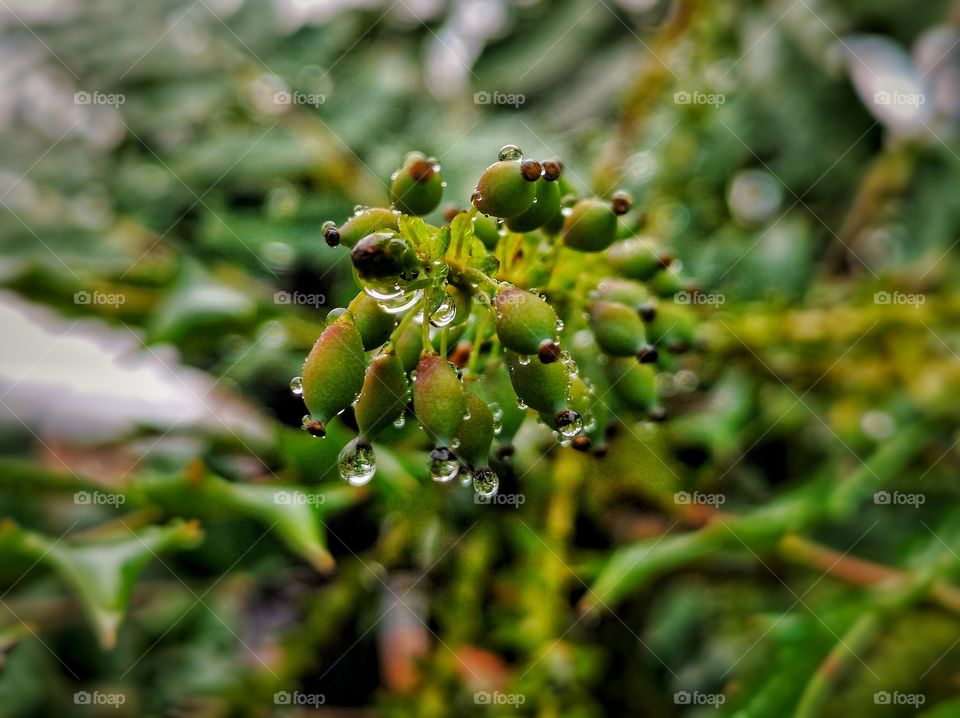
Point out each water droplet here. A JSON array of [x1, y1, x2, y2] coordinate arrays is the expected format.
[[393, 415, 406, 429], [338, 439, 376, 486], [363, 283, 404, 301], [556, 320, 565, 332], [555, 410, 583, 438], [326, 307, 349, 325], [321, 220, 336, 232], [429, 447, 459, 483], [517, 400, 527, 410], [353, 204, 368, 215], [380, 288, 424, 315], [518, 356, 531, 366], [473, 468, 499, 498], [451, 438, 461, 449], [498, 144, 523, 162], [429, 297, 457, 327], [290, 376, 303, 396]]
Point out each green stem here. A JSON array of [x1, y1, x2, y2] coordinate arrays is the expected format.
[[388, 301, 419, 348], [466, 311, 491, 375]]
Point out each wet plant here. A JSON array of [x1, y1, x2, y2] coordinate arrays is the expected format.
[[294, 146, 699, 497]]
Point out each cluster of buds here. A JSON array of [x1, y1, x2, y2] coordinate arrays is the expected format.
[[293, 146, 695, 498]]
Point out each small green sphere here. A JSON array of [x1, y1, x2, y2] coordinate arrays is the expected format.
[[390, 153, 443, 216], [506, 178, 562, 233], [473, 161, 536, 218], [562, 198, 618, 252]]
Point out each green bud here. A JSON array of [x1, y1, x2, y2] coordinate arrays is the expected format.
[[505, 349, 569, 414], [588, 300, 647, 358], [646, 304, 697, 351], [301, 318, 367, 435], [473, 212, 501, 250], [606, 358, 657, 411], [493, 285, 558, 357], [605, 237, 665, 280], [472, 161, 536, 218], [333, 207, 401, 248], [413, 354, 466, 446], [355, 352, 408, 443], [350, 231, 422, 283], [455, 389, 495, 468], [505, 178, 562, 233], [562, 198, 618, 252], [394, 318, 424, 373], [648, 267, 684, 298], [390, 152, 444, 216], [347, 292, 396, 350], [590, 278, 651, 310]]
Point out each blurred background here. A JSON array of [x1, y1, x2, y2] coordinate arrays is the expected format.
[[3, 0, 960, 715]]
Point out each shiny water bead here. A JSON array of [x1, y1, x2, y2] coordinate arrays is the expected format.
[[498, 144, 523, 161], [472, 467, 500, 498], [390, 152, 444, 216], [301, 318, 367, 436], [338, 438, 377, 485], [428, 446, 460, 482]]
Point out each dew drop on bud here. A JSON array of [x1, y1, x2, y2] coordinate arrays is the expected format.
[[429, 447, 460, 483], [429, 297, 457, 327], [473, 468, 499, 499], [555, 409, 584, 438], [290, 376, 303, 396], [498, 144, 523, 162], [338, 439, 376, 486], [393, 415, 406, 428], [326, 307, 349, 325]]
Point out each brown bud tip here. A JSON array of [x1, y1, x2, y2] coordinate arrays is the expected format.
[[323, 226, 341, 247], [636, 345, 658, 364], [443, 205, 462, 223], [408, 158, 436, 183], [638, 303, 657, 322], [591, 444, 609, 458], [520, 159, 542, 182], [611, 190, 633, 216], [541, 160, 562, 182], [667, 339, 691, 354], [304, 419, 326, 437], [448, 341, 472, 368], [657, 252, 674, 269], [571, 435, 592, 452], [495, 444, 515, 460], [537, 339, 562, 364], [649, 407, 667, 422]]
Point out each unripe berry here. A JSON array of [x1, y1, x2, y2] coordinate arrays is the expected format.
[[390, 153, 444, 216], [605, 358, 657, 411], [394, 318, 424, 373], [473, 161, 536, 218], [493, 285, 558, 357], [413, 354, 466, 446], [473, 213, 501, 250], [605, 237, 663, 281], [301, 318, 367, 435], [590, 278, 651, 310], [454, 390, 495, 468], [347, 292, 396, 350], [646, 304, 697, 350], [505, 349, 569, 415], [562, 198, 618, 252], [333, 207, 401, 248], [648, 267, 684, 298], [354, 352, 408, 443], [350, 231, 422, 283], [505, 178, 562, 233], [587, 300, 648, 358]]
